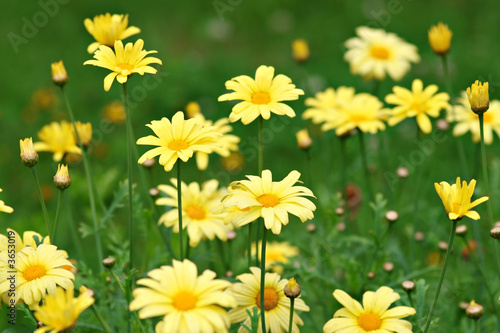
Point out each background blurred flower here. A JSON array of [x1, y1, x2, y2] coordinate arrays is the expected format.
[[292, 39, 310, 62], [385, 79, 450, 134], [84, 13, 141, 54], [130, 259, 236, 333], [33, 121, 81, 162], [156, 179, 231, 247], [303, 86, 355, 126], [251, 241, 299, 274], [344, 26, 420, 81], [0, 189, 13, 214], [428, 22, 452, 55], [218, 65, 304, 124], [447, 92, 500, 144]]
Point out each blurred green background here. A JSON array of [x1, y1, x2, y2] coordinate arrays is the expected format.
[[2, 0, 500, 331]]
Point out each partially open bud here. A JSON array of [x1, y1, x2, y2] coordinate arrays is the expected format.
[[73, 121, 92, 147], [284, 277, 301, 298], [54, 164, 71, 190], [292, 39, 310, 62], [401, 280, 415, 293], [20, 137, 39, 168], [51, 60, 68, 87], [467, 81, 489, 114], [465, 300, 484, 320], [428, 22, 452, 55], [185, 101, 201, 118], [296, 129, 312, 150], [102, 256, 116, 269]]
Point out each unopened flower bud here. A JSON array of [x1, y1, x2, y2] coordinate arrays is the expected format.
[[54, 164, 71, 190], [142, 158, 156, 168], [459, 301, 470, 310], [490, 226, 500, 239], [367, 272, 375, 279], [73, 121, 92, 147], [428, 22, 452, 55], [296, 129, 312, 150], [438, 241, 449, 252], [401, 280, 415, 293], [85, 287, 96, 299], [414, 231, 425, 242], [337, 222, 346, 232], [455, 225, 468, 237], [149, 188, 159, 197], [227, 230, 237, 241], [37, 321, 44, 328], [102, 257, 116, 269], [225, 270, 233, 278], [51, 60, 68, 87], [20, 137, 39, 168], [185, 101, 201, 118], [385, 210, 398, 223], [335, 207, 345, 216], [467, 81, 489, 114], [396, 167, 409, 178], [436, 118, 449, 131], [465, 300, 484, 320], [306, 223, 316, 233], [292, 39, 310, 62], [383, 262, 394, 273]]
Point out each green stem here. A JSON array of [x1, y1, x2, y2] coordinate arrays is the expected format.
[[339, 137, 350, 232], [260, 227, 268, 333], [358, 131, 374, 203], [258, 116, 263, 174], [440, 55, 452, 97], [91, 304, 112, 333], [474, 319, 480, 333], [52, 190, 64, 244], [422, 219, 458, 333], [122, 83, 134, 272], [478, 113, 500, 277], [248, 223, 252, 268], [61, 87, 103, 269], [31, 166, 51, 240], [288, 298, 295, 333], [177, 161, 184, 260]]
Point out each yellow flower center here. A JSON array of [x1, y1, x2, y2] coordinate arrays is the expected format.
[[168, 140, 189, 151], [252, 92, 271, 105], [173, 291, 197, 311], [23, 265, 47, 281], [116, 63, 134, 73], [483, 112, 493, 123], [370, 46, 390, 60], [255, 288, 279, 311], [257, 194, 280, 208], [185, 205, 206, 220], [358, 312, 382, 331], [411, 102, 422, 112], [350, 113, 370, 124]]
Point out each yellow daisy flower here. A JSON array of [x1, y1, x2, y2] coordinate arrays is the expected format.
[[385, 79, 450, 134], [103, 100, 126, 124], [0, 229, 50, 253], [0, 244, 74, 307], [129, 259, 237, 333], [33, 286, 94, 333], [137, 111, 222, 172], [193, 114, 240, 170], [84, 13, 141, 54], [73, 121, 93, 147], [221, 170, 316, 234], [218, 65, 304, 124], [323, 286, 416, 333], [322, 93, 388, 135], [33, 121, 81, 162], [156, 179, 232, 247], [344, 26, 420, 81], [251, 241, 299, 274], [448, 92, 500, 144], [435, 177, 489, 221], [84, 39, 162, 92], [0, 189, 13, 214], [302, 87, 356, 125], [227, 267, 309, 333]]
